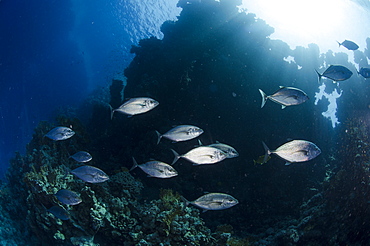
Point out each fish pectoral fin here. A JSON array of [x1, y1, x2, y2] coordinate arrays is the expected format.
[[296, 150, 309, 155]]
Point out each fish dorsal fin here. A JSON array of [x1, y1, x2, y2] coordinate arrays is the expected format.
[[279, 86, 285, 89]]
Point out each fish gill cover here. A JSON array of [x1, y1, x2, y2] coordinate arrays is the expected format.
[[1, 0, 370, 245]]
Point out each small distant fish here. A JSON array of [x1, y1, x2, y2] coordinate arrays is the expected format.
[[156, 125, 204, 144], [315, 65, 353, 82], [253, 154, 271, 165], [111, 97, 159, 118], [259, 86, 309, 109], [337, 40, 359, 50], [197, 140, 238, 158], [55, 189, 82, 205], [45, 127, 75, 141], [130, 157, 178, 178], [358, 67, 370, 78], [71, 165, 109, 183], [47, 205, 70, 220], [262, 140, 321, 165], [70, 151, 92, 163], [171, 146, 227, 165], [182, 193, 238, 212]]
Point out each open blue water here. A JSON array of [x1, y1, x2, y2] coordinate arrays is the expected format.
[[0, 0, 180, 177]]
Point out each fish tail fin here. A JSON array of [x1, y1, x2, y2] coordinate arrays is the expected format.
[[171, 149, 180, 165], [315, 69, 322, 83], [262, 141, 272, 164], [130, 157, 139, 171], [109, 105, 115, 120], [198, 139, 203, 146], [337, 40, 341, 47], [155, 130, 162, 145], [180, 196, 190, 207], [258, 89, 268, 108]]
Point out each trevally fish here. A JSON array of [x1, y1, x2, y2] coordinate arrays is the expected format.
[[55, 189, 82, 205], [253, 154, 271, 165], [171, 146, 227, 165], [111, 97, 159, 118], [197, 140, 238, 158], [70, 151, 92, 163], [45, 126, 75, 141], [182, 193, 238, 212], [259, 86, 309, 109], [156, 125, 204, 144], [358, 67, 370, 78], [262, 140, 321, 165], [315, 65, 353, 82], [130, 157, 178, 178], [337, 40, 359, 50], [71, 165, 109, 183], [47, 205, 70, 220]]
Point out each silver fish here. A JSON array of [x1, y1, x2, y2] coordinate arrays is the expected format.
[[337, 40, 359, 50], [130, 157, 178, 178], [182, 193, 238, 211], [70, 151, 92, 163], [55, 189, 82, 205], [316, 65, 353, 82], [197, 140, 238, 158], [111, 97, 159, 118], [71, 165, 109, 183], [47, 205, 70, 220], [171, 146, 227, 165], [259, 86, 309, 109], [45, 126, 75, 141], [358, 67, 370, 78], [262, 140, 321, 165], [156, 125, 204, 144]]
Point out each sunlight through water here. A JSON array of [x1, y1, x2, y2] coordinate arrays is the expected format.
[[240, 0, 370, 128], [241, 0, 370, 52]]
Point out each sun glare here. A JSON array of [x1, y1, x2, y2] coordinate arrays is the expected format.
[[240, 0, 361, 52], [258, 0, 344, 37]]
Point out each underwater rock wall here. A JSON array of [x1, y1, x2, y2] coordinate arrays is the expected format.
[[122, 0, 325, 234]]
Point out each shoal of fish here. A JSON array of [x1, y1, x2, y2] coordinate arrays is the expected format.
[[44, 38, 367, 218]]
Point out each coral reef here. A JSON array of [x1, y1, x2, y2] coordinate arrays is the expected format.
[[4, 116, 218, 245]]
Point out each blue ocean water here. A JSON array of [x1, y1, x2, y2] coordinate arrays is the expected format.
[[0, 0, 180, 178], [1, 0, 370, 245]]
